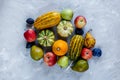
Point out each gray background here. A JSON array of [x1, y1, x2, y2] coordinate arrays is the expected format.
[[0, 0, 120, 80]]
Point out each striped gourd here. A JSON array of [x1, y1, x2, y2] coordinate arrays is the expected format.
[[69, 35, 84, 60], [37, 30, 55, 47], [34, 11, 61, 30]]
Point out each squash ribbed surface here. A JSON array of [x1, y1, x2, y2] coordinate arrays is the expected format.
[[69, 35, 84, 60]]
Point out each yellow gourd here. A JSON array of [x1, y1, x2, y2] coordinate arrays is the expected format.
[[34, 11, 61, 30]]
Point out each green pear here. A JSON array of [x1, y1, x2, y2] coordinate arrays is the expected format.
[[61, 9, 73, 20], [57, 56, 69, 68], [71, 59, 89, 72], [30, 45, 44, 61]]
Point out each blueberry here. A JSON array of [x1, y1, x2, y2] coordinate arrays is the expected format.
[[92, 48, 102, 57], [26, 42, 35, 48], [75, 28, 84, 35], [26, 18, 34, 24]]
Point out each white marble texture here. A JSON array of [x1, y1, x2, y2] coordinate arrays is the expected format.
[[0, 0, 120, 80]]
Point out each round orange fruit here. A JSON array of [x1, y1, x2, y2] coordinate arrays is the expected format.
[[52, 40, 68, 56]]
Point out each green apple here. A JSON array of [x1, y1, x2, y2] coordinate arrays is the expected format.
[[30, 45, 44, 61], [57, 56, 69, 68], [61, 9, 73, 20]]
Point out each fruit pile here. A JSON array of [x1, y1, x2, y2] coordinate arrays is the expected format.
[[23, 9, 102, 72]]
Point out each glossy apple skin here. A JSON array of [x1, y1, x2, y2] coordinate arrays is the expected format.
[[81, 48, 92, 60], [74, 16, 87, 29], [24, 29, 36, 42], [44, 52, 57, 66]]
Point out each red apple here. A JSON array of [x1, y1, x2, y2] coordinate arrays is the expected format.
[[44, 52, 57, 66], [81, 48, 92, 60], [24, 29, 36, 42], [74, 16, 87, 29]]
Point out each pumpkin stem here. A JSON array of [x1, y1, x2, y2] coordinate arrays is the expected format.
[[44, 36, 47, 40], [56, 47, 60, 51], [64, 27, 67, 30]]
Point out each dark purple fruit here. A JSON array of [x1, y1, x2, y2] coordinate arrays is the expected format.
[[75, 28, 84, 35], [92, 48, 102, 57], [26, 18, 34, 24], [26, 42, 35, 48]]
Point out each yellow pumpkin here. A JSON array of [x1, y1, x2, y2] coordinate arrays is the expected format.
[[52, 40, 68, 56]]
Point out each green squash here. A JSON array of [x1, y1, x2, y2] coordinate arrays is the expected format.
[[37, 30, 55, 47]]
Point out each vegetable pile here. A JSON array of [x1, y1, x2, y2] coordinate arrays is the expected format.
[[23, 9, 102, 72]]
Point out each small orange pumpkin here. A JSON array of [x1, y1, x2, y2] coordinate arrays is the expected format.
[[52, 40, 68, 56]]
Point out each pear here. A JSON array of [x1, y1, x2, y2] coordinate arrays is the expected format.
[[84, 29, 96, 48], [61, 9, 73, 20], [30, 45, 44, 61], [57, 56, 69, 68], [71, 59, 89, 72]]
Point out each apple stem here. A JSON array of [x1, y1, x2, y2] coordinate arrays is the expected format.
[[44, 36, 47, 40], [47, 56, 50, 59], [86, 52, 88, 54], [65, 61, 74, 72]]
